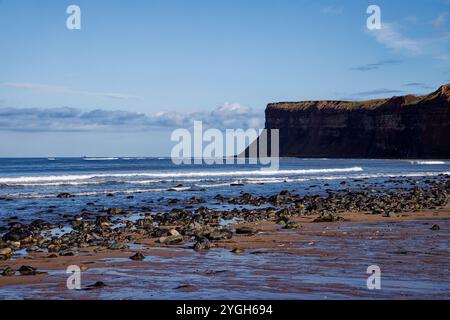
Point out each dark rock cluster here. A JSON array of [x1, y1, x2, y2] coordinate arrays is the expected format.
[[0, 176, 448, 273]]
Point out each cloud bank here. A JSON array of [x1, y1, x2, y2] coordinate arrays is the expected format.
[[0, 103, 264, 132]]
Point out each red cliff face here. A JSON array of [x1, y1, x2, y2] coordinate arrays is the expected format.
[[264, 84, 450, 159]]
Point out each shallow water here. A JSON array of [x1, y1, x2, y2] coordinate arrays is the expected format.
[[0, 218, 449, 299]]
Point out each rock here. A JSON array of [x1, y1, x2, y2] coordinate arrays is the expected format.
[[193, 237, 210, 251], [188, 196, 205, 204], [0, 254, 10, 261], [57, 193, 75, 198], [158, 234, 183, 245], [262, 84, 450, 159], [206, 229, 233, 241], [129, 252, 145, 261], [0, 247, 12, 256], [235, 226, 257, 235], [108, 242, 127, 250], [2, 228, 33, 242], [168, 229, 180, 237], [96, 216, 111, 228], [136, 217, 153, 230], [282, 221, 302, 229], [313, 214, 345, 223], [105, 208, 125, 215], [1, 267, 15, 277], [174, 284, 193, 290], [86, 281, 107, 289], [47, 244, 61, 253], [18, 265, 37, 276], [9, 241, 21, 249], [231, 248, 244, 254], [430, 224, 440, 231]]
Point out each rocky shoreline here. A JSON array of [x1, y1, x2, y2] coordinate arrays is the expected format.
[[1, 175, 449, 278]]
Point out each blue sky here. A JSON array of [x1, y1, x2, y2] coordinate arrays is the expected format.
[[0, 0, 449, 156]]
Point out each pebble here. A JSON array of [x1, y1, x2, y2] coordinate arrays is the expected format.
[[129, 252, 145, 261], [430, 224, 440, 231], [193, 237, 211, 252]]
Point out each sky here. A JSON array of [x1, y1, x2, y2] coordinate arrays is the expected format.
[[0, 0, 449, 157]]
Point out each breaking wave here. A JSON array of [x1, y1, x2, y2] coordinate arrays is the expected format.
[[0, 167, 364, 184]]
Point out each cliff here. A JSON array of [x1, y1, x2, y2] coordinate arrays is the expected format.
[[261, 84, 450, 159]]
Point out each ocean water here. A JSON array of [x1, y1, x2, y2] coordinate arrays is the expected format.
[[0, 157, 449, 226]]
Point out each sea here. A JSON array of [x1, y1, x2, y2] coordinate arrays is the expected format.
[[0, 157, 449, 226], [1, 157, 450, 299]]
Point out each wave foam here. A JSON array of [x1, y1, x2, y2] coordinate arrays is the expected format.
[[0, 167, 364, 184], [410, 161, 447, 165]]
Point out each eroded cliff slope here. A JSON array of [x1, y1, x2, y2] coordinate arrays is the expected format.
[[264, 84, 450, 159]]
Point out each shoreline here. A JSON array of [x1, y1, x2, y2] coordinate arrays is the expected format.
[[1, 175, 449, 299]]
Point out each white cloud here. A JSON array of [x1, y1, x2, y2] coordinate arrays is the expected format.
[[0, 82, 141, 100], [0, 103, 264, 132], [434, 13, 447, 28], [368, 23, 422, 55]]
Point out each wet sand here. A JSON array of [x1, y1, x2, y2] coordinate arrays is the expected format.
[[1, 206, 449, 299]]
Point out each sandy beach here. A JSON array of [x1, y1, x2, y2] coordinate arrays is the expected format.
[[1, 204, 449, 299]]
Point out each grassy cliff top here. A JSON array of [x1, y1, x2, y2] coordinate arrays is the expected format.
[[267, 84, 450, 111]]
